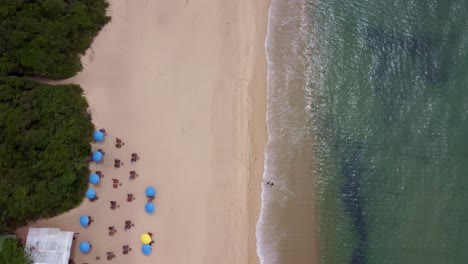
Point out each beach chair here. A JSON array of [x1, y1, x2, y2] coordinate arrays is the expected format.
[[110, 201, 119, 209]]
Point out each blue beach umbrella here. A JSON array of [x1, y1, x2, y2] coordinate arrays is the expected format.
[[145, 202, 155, 214], [89, 173, 100, 185], [79, 216, 90, 227], [141, 244, 152, 255], [145, 186, 156, 197], [92, 151, 103, 162], [86, 188, 96, 199], [93, 130, 105, 142], [79, 241, 91, 253]]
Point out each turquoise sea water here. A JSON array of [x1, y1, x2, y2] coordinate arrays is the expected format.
[[312, 0, 468, 263], [257, 0, 468, 263]]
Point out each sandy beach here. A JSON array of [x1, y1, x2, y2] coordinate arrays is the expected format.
[[16, 0, 269, 263]]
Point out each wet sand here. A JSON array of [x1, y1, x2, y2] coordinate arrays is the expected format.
[[16, 0, 269, 263]]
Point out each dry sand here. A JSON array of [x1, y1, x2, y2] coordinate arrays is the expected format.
[[16, 0, 269, 263]]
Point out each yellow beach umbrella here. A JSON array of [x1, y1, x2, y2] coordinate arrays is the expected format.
[[141, 233, 151, 244]]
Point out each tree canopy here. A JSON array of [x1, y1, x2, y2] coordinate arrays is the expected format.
[[0, 238, 32, 264], [0, 77, 94, 231], [0, 0, 109, 232], [0, 0, 110, 79]]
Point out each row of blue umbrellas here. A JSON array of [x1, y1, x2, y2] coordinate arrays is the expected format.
[[145, 186, 156, 214], [79, 131, 102, 254], [92, 130, 105, 161], [80, 241, 152, 255], [85, 187, 156, 201]]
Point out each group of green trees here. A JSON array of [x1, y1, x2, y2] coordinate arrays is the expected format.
[[0, 238, 32, 264], [0, 77, 95, 229], [0, 0, 110, 79], [0, 0, 110, 232], [0, 1, 109, 261]]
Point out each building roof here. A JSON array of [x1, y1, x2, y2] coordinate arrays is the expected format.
[[25, 228, 74, 264]]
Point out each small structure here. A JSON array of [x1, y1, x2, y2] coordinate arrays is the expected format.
[[24, 228, 74, 264], [93, 131, 105, 142], [127, 193, 135, 202], [108, 226, 117, 236], [124, 220, 134, 231], [145, 186, 156, 197], [79, 241, 91, 253], [79, 216, 91, 227], [89, 173, 100, 185], [86, 188, 96, 200], [92, 151, 103, 162], [145, 202, 155, 214], [140, 234, 151, 244], [141, 244, 152, 256]]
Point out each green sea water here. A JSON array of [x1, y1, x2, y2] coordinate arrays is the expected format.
[[308, 0, 468, 263]]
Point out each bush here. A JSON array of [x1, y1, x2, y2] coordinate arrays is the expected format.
[[0, 0, 110, 79], [0, 238, 32, 264], [0, 77, 94, 231]]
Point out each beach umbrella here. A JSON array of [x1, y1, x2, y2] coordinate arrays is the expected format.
[[141, 244, 152, 255], [79, 216, 90, 227], [93, 130, 105, 142], [86, 188, 96, 199], [145, 186, 156, 197], [145, 202, 155, 214], [79, 241, 91, 253], [140, 234, 151, 244], [89, 173, 100, 185], [92, 151, 103, 162]]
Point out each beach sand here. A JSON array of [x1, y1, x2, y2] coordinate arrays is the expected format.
[[16, 0, 269, 263]]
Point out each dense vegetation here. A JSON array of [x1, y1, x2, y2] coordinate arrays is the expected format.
[[0, 0, 109, 232], [0, 238, 32, 264], [0, 77, 94, 230], [0, 0, 110, 79]]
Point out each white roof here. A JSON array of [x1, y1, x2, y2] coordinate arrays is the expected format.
[[25, 228, 74, 264]]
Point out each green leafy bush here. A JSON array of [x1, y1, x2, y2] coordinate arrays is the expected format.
[[0, 77, 94, 231], [0, 0, 110, 79], [0, 238, 32, 264]]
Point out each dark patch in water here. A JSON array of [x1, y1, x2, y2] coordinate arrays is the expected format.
[[366, 28, 449, 84], [339, 142, 368, 264]]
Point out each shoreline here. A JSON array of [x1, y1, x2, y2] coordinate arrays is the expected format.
[[247, 0, 270, 263], [16, 0, 270, 263]]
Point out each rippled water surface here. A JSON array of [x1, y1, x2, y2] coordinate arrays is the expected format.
[[258, 0, 468, 263]]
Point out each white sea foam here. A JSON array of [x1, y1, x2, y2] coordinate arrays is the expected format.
[[256, 0, 317, 263]]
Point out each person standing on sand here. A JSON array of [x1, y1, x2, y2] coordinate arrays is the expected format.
[[265, 181, 274, 187]]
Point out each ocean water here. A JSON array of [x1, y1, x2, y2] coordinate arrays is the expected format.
[[257, 0, 468, 263]]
